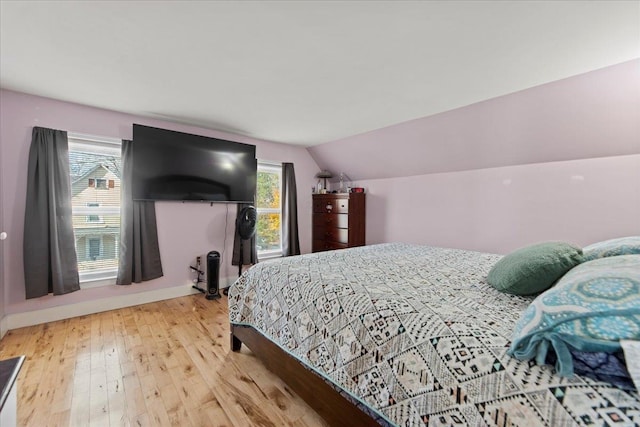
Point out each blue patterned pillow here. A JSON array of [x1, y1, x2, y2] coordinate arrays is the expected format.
[[583, 236, 640, 261], [508, 255, 640, 376]]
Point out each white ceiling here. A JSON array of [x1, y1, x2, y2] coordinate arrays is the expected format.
[[1, 1, 638, 146]]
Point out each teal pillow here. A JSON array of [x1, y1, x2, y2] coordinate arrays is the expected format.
[[487, 242, 584, 295], [508, 255, 640, 376], [583, 236, 640, 261]]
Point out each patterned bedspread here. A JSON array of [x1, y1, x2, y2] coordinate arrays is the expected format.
[[228, 243, 640, 426]]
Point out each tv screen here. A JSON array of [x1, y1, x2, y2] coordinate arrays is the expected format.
[[132, 124, 257, 203]]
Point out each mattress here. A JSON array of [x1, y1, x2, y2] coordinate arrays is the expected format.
[[228, 243, 640, 426]]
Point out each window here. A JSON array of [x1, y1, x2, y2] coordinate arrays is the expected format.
[[88, 178, 114, 189], [256, 162, 282, 258], [95, 178, 108, 189], [87, 237, 102, 260], [68, 134, 122, 284], [86, 202, 101, 223]]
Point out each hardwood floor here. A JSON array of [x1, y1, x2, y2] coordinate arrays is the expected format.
[[0, 295, 329, 426]]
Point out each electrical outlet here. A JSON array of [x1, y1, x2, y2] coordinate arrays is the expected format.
[[196, 256, 201, 263]]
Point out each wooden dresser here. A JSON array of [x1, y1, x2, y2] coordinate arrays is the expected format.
[[312, 193, 365, 253]]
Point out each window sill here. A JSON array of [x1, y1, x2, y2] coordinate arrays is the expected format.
[[258, 251, 283, 261], [79, 269, 117, 289]]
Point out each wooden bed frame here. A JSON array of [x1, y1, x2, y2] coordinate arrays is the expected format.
[[230, 324, 380, 426]]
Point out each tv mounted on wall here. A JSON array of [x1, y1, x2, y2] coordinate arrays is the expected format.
[[132, 124, 257, 203]]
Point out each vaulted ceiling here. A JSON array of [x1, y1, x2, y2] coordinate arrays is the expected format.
[[1, 1, 638, 146]]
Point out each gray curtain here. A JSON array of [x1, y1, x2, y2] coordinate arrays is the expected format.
[[232, 203, 257, 267], [116, 139, 163, 285], [282, 162, 300, 256], [23, 127, 80, 298]]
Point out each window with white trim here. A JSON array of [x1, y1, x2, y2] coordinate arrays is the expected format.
[[68, 134, 122, 284], [86, 202, 101, 223], [256, 162, 282, 258]]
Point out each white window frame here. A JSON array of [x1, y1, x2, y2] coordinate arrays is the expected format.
[[86, 202, 102, 223], [256, 162, 283, 260], [68, 132, 121, 286]]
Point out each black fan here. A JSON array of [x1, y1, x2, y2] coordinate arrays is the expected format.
[[236, 205, 257, 277]]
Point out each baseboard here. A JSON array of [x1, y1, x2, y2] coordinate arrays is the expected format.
[[4, 275, 239, 332], [5, 278, 236, 331], [0, 315, 8, 340]]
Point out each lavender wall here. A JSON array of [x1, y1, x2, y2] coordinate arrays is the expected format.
[[363, 154, 640, 254], [311, 60, 640, 253], [0, 90, 320, 316], [0, 120, 5, 330], [310, 59, 640, 180], [2, 59, 639, 322]]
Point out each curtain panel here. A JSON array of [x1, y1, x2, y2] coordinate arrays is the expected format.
[[23, 127, 80, 298], [282, 162, 301, 256], [116, 139, 163, 285]]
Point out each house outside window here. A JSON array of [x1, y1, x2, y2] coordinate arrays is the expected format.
[[68, 134, 122, 285], [256, 162, 282, 258]]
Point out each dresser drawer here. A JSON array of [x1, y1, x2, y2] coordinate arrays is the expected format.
[[313, 240, 348, 252], [313, 226, 348, 244], [313, 197, 349, 214], [313, 213, 348, 229]]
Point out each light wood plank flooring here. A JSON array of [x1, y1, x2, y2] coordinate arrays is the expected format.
[[0, 295, 328, 426]]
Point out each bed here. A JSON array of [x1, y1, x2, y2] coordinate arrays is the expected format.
[[228, 243, 640, 426]]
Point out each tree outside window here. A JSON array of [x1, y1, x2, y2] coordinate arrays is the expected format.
[[256, 163, 282, 257]]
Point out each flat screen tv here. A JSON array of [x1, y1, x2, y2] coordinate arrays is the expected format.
[[132, 124, 257, 203]]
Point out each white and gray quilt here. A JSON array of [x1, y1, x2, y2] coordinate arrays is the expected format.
[[228, 243, 640, 426]]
